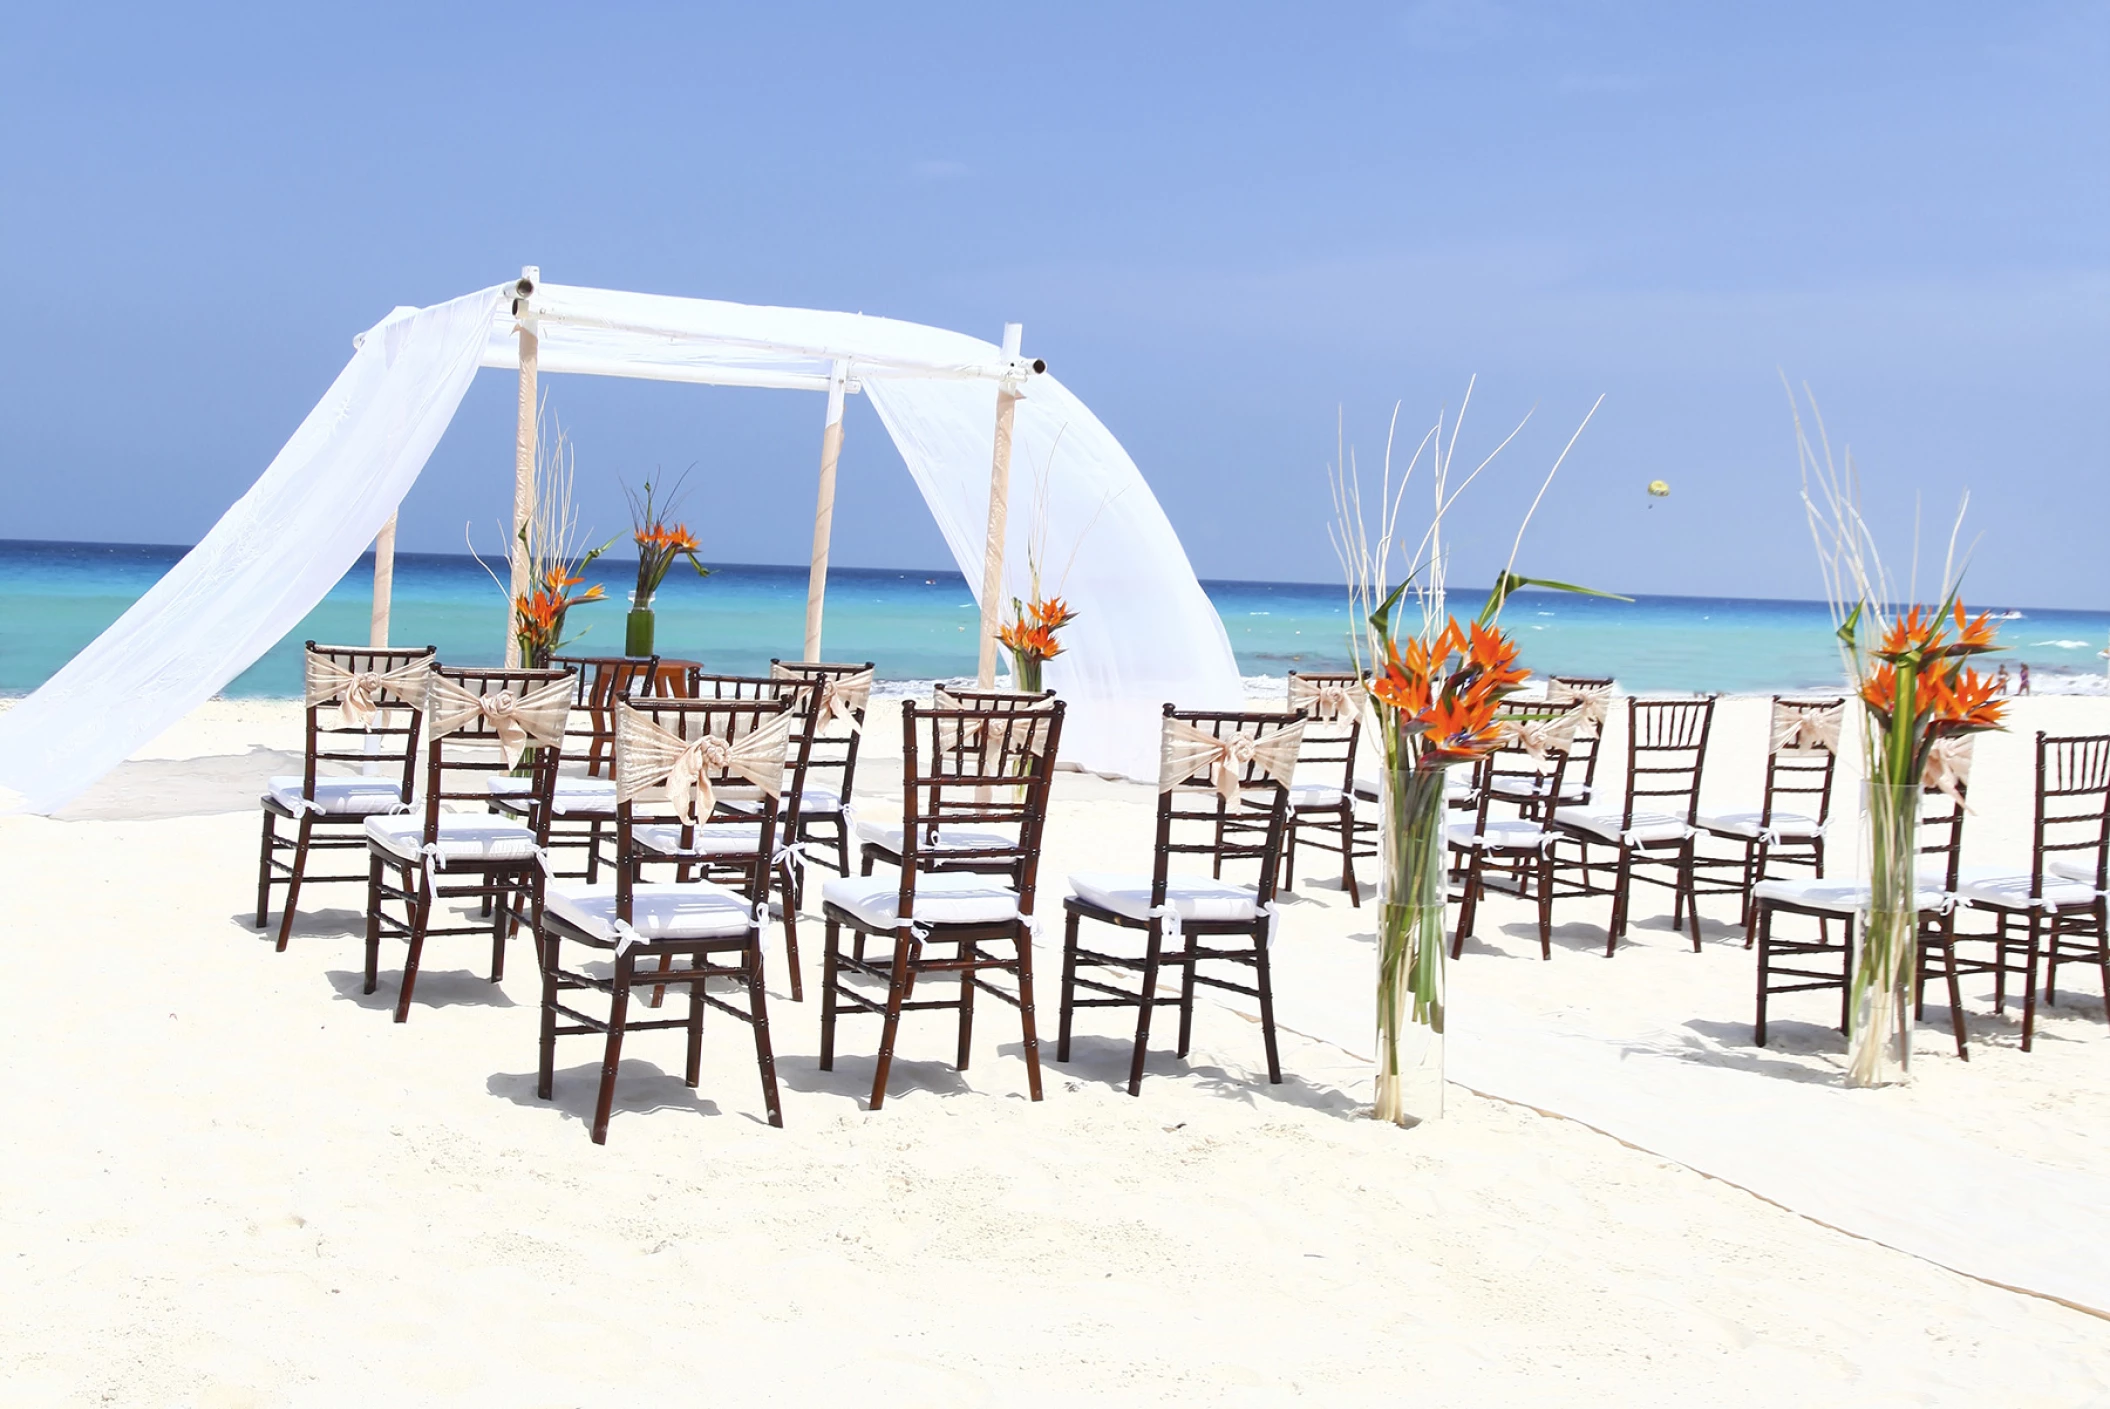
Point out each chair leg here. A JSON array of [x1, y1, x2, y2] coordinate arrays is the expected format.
[[1338, 802, 1360, 906], [1536, 848, 1554, 960], [819, 919, 841, 1072], [2044, 912, 2063, 1007], [585, 820, 601, 885], [2022, 913, 2042, 1053], [778, 862, 804, 1002], [1681, 842, 1702, 951], [1127, 923, 1165, 1097], [835, 825, 849, 879], [869, 931, 915, 1110], [1281, 818, 1299, 892], [1938, 920, 1969, 1061], [394, 872, 434, 1024], [1014, 921, 1044, 1102], [956, 938, 978, 1072], [537, 926, 559, 1100], [591, 952, 634, 1144], [1606, 847, 1633, 957], [1452, 849, 1482, 959], [489, 877, 509, 983], [1754, 904, 1772, 1046], [364, 855, 384, 995], [685, 955, 706, 1087], [273, 814, 316, 951], [748, 935, 784, 1128], [1252, 921, 1283, 1085], [1056, 910, 1081, 1063], [2094, 901, 2110, 1025], [255, 809, 277, 929]]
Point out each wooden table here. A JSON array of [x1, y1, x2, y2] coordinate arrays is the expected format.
[[652, 659, 702, 697]]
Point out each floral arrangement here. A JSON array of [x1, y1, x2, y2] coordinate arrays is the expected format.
[[1334, 382, 1610, 1126], [1796, 385, 2005, 1085], [626, 477, 711, 612], [998, 596, 1076, 693], [472, 409, 611, 667], [514, 564, 606, 668]]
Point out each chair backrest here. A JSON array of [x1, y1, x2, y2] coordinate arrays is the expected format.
[[898, 694, 1066, 916], [611, 695, 796, 920], [2030, 732, 2110, 896], [550, 655, 659, 778], [1286, 671, 1362, 790], [299, 641, 436, 802], [1762, 696, 1845, 829], [682, 673, 820, 825], [1471, 698, 1579, 829], [1153, 705, 1302, 909], [1547, 676, 1615, 792], [1618, 696, 1714, 828], [771, 659, 876, 805], [418, 666, 575, 845]]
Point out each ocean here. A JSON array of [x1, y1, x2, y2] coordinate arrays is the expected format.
[[2, 539, 2105, 698]]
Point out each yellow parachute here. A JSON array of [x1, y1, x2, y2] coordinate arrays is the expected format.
[[1647, 479, 1671, 498]]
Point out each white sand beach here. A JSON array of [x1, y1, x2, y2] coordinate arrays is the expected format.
[[3, 692, 2107, 1406]]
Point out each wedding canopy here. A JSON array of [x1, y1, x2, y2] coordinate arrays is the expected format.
[[0, 273, 1241, 814]]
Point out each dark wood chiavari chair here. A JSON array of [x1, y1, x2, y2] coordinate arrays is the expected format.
[[1279, 670, 1365, 906], [769, 659, 876, 879], [1693, 696, 1844, 937], [626, 671, 818, 1000], [1550, 695, 1716, 955], [818, 694, 1065, 1110], [856, 686, 1054, 879], [1486, 676, 1613, 815], [531, 694, 794, 1143], [1953, 732, 2110, 1052], [487, 655, 658, 885], [256, 642, 436, 950], [1448, 699, 1581, 961], [1057, 705, 1302, 1095], [1753, 781, 1970, 1056], [363, 666, 572, 1023]]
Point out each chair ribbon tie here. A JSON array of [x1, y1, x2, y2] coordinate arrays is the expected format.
[[1146, 903, 1184, 942], [1497, 712, 1580, 768], [1288, 676, 1357, 722], [1262, 901, 1282, 949], [614, 704, 794, 826], [1922, 736, 1975, 807], [613, 919, 647, 956], [1158, 717, 1305, 803], [1547, 680, 1613, 731], [1771, 701, 1845, 755], [424, 672, 573, 760], [306, 654, 431, 730]]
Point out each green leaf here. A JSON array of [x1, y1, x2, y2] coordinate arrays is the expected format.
[[1369, 579, 1412, 648], [1478, 571, 1632, 626]]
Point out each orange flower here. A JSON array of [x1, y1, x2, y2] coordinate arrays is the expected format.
[[1927, 665, 2005, 730], [1421, 679, 1506, 763], [1937, 602, 1998, 657], [1464, 620, 1529, 691], [999, 619, 1062, 659], [1368, 663, 1432, 716], [1876, 604, 1949, 661], [1860, 662, 1896, 715], [1031, 597, 1075, 630]]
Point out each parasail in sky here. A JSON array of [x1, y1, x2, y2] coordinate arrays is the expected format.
[[1647, 479, 1671, 498]]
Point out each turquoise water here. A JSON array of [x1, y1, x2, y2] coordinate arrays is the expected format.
[[3, 539, 2106, 697]]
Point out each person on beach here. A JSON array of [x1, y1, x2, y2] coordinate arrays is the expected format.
[[2018, 661, 2031, 695], [1995, 663, 2012, 695]]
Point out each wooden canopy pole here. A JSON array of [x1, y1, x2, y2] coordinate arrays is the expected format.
[[368, 513, 398, 647], [506, 266, 540, 667], [974, 324, 1025, 688], [803, 360, 850, 662]]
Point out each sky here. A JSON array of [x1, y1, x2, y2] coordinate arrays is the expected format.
[[1, 2, 2103, 607]]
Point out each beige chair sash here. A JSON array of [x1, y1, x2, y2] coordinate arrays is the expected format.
[[1159, 717, 1305, 803], [1288, 676, 1357, 723], [1547, 680, 1613, 733], [931, 688, 1056, 757], [1772, 700, 1844, 755], [424, 673, 573, 758], [615, 704, 793, 826], [305, 654, 431, 730], [1496, 710, 1580, 768], [1923, 735, 1974, 806], [775, 663, 874, 731]]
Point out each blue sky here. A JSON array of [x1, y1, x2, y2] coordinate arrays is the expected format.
[[2, 3, 2103, 606]]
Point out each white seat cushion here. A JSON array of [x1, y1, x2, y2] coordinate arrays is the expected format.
[[724, 780, 845, 819], [266, 775, 407, 817], [1066, 873, 1262, 924], [821, 872, 1023, 930], [1447, 819, 1549, 851], [1289, 783, 1347, 809], [486, 775, 618, 816], [854, 820, 1016, 855], [2048, 857, 2104, 888], [633, 822, 765, 858], [1696, 810, 1826, 841], [364, 814, 539, 866], [544, 879, 757, 943], [1751, 877, 1950, 914], [1955, 870, 2102, 910], [1554, 808, 1693, 845]]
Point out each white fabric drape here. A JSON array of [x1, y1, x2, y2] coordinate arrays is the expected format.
[[868, 374, 1242, 779], [0, 286, 507, 814]]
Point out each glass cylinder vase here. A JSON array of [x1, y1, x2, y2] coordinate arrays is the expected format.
[[1375, 764, 1449, 1125], [1847, 780, 1921, 1087], [625, 608, 656, 658]]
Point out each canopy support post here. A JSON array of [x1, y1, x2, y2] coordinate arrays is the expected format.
[[506, 266, 540, 668], [803, 360, 850, 662], [368, 513, 398, 648], [974, 324, 1024, 688]]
